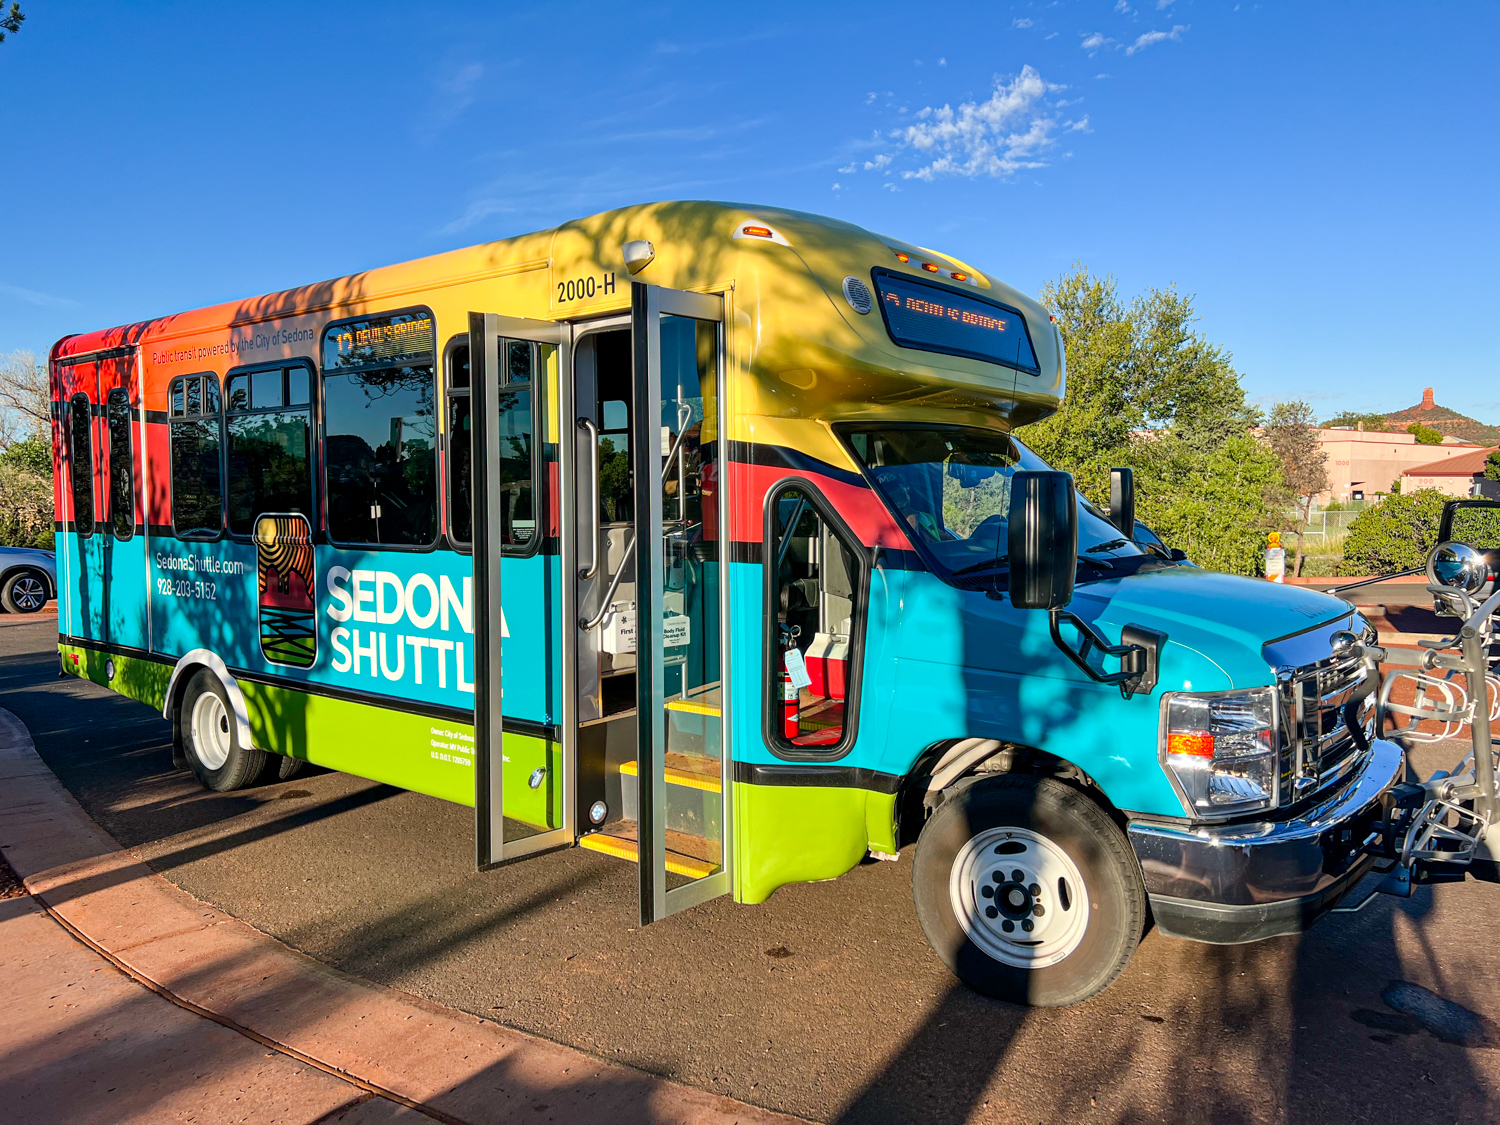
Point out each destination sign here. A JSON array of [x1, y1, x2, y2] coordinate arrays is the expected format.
[[871, 272, 1038, 373], [323, 311, 435, 370]]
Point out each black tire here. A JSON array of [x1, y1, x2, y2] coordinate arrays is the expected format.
[[179, 670, 266, 792], [2, 570, 49, 614], [912, 774, 1146, 1007], [273, 755, 305, 782]]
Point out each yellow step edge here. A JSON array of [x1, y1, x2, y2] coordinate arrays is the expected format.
[[577, 833, 718, 879], [617, 759, 723, 794], [666, 699, 722, 717]]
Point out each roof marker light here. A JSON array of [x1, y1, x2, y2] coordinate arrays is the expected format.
[[921, 262, 940, 273], [741, 225, 772, 238], [893, 251, 910, 263], [951, 272, 967, 282]]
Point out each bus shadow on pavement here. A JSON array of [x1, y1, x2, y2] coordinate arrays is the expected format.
[[832, 882, 1498, 1125]]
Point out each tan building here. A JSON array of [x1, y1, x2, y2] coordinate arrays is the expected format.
[[1403, 446, 1500, 499], [1316, 428, 1480, 505]]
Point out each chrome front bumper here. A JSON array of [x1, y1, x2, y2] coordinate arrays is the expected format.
[[1128, 738, 1405, 944]]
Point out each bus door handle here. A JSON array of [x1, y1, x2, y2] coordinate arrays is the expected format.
[[578, 418, 600, 580]]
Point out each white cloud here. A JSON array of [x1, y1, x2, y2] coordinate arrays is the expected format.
[[0, 283, 79, 309], [1126, 25, 1187, 54], [1081, 32, 1112, 52], [1012, 17, 1033, 28], [852, 66, 1085, 182], [939, 57, 947, 65], [1114, 0, 1133, 11], [1156, 0, 1176, 7]]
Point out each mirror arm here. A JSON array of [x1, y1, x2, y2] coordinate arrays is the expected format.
[[1049, 609, 1165, 698], [1327, 566, 1423, 595]]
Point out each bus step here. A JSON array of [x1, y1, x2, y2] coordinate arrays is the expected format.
[[578, 821, 720, 879], [666, 698, 722, 717], [618, 753, 723, 793]]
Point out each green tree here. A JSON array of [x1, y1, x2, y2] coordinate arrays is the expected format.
[[0, 434, 49, 476], [1320, 411, 1389, 431], [1407, 421, 1444, 445], [1023, 265, 1281, 575], [1484, 450, 1500, 482], [1265, 401, 1329, 578], [1339, 488, 1449, 574], [0, 3, 23, 44]]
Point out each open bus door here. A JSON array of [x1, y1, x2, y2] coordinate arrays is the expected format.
[[469, 313, 572, 868], [630, 284, 730, 923]]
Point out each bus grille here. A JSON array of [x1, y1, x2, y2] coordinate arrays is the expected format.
[[1280, 653, 1374, 804]]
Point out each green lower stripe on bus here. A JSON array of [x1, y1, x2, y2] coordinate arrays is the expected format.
[[237, 680, 558, 820], [59, 645, 172, 711], [732, 782, 897, 905]]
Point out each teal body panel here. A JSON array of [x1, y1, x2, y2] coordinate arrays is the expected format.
[[730, 558, 1356, 819], [62, 530, 564, 730]]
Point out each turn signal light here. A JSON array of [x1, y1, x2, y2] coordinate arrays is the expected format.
[[742, 225, 772, 238], [1166, 731, 1215, 758]]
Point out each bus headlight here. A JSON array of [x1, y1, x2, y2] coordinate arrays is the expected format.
[[1159, 687, 1278, 817]]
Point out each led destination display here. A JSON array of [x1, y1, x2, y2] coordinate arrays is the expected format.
[[871, 271, 1038, 373], [324, 310, 435, 370]]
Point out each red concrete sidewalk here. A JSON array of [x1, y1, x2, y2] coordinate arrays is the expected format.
[[0, 707, 803, 1125]]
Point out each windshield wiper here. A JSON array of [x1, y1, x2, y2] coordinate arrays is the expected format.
[[950, 555, 1010, 576], [1085, 539, 1127, 553]]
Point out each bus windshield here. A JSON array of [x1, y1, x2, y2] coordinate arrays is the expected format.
[[840, 425, 1147, 582]]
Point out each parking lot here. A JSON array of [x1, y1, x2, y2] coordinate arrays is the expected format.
[[4, 615, 1498, 1125]]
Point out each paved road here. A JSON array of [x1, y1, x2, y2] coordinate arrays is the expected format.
[[4, 615, 1498, 1124]]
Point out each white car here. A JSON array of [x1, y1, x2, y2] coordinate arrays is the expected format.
[[0, 546, 55, 613]]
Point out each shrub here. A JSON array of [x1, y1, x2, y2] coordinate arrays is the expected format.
[[1339, 489, 1448, 574]]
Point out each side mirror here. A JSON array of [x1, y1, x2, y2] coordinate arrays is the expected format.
[[1109, 467, 1135, 541], [1008, 470, 1078, 610]]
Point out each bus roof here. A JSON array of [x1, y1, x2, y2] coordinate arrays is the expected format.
[[52, 201, 1062, 427]]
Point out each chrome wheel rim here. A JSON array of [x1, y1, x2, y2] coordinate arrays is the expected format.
[[949, 826, 1089, 969], [11, 576, 45, 611], [190, 691, 232, 771]]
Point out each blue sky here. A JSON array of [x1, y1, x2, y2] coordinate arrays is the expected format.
[[3, 1, 1496, 420]]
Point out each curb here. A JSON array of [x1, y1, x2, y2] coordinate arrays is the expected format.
[[0, 708, 805, 1125]]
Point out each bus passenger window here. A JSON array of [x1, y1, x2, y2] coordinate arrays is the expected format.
[[106, 389, 134, 541], [321, 310, 437, 548], [446, 340, 535, 551], [225, 365, 314, 535], [169, 374, 223, 539], [767, 485, 865, 752], [68, 393, 95, 538], [447, 343, 471, 546], [497, 341, 536, 549]]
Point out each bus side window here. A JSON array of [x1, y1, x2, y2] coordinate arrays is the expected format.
[[322, 324, 438, 548], [445, 339, 535, 552], [169, 373, 224, 540], [446, 341, 471, 547], [225, 364, 314, 535], [766, 484, 867, 755], [68, 393, 95, 538], [106, 388, 134, 540]]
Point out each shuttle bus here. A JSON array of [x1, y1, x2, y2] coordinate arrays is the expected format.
[[50, 202, 1403, 1005]]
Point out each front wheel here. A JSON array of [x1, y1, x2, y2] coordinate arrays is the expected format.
[[912, 774, 1146, 1007], [180, 670, 266, 792], [2, 570, 49, 613]]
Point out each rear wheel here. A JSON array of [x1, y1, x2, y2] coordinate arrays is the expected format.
[[180, 670, 265, 792], [2, 570, 48, 614], [913, 774, 1145, 1007]]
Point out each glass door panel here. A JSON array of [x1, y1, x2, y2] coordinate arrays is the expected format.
[[470, 312, 572, 868], [632, 285, 729, 922]]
